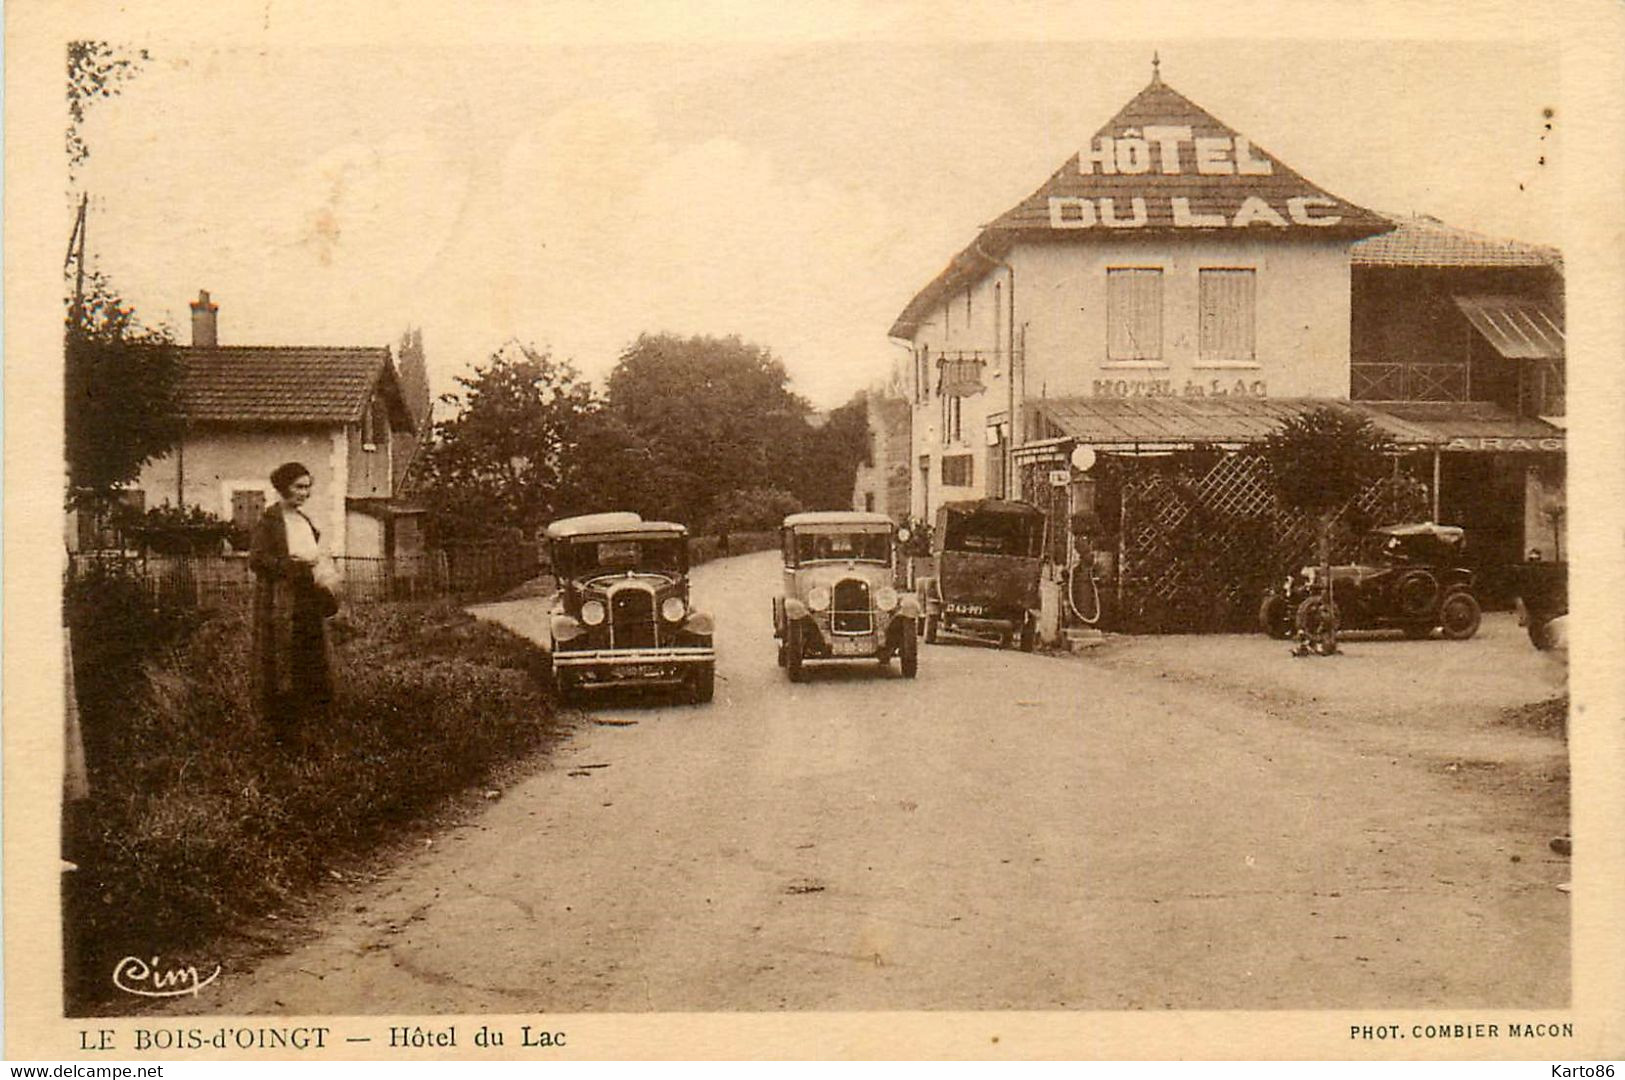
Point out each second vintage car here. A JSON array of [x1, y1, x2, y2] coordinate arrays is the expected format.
[[541, 512, 716, 703], [914, 498, 1045, 650], [773, 511, 921, 681], [1260, 522, 1483, 641]]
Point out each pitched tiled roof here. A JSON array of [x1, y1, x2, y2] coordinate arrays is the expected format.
[[891, 76, 1391, 338], [178, 346, 414, 429], [1352, 215, 1561, 268], [988, 79, 1391, 236]]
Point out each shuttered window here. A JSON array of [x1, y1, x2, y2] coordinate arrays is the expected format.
[[231, 488, 266, 534], [941, 454, 974, 487], [1199, 268, 1257, 363], [1107, 268, 1163, 362]]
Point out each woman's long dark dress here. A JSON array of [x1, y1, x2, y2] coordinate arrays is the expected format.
[[249, 503, 333, 739]]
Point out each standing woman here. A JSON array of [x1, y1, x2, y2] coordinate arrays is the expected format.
[[250, 462, 336, 743]]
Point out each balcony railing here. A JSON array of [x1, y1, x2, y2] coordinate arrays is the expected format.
[[1351, 361, 1470, 402]]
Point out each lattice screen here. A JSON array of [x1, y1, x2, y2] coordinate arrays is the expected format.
[[1116, 453, 1428, 632]]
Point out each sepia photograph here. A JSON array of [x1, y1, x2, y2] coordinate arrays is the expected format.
[[6, 0, 1622, 1062]]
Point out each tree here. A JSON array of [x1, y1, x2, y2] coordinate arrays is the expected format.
[[68, 41, 148, 177], [65, 272, 184, 509], [1258, 406, 1394, 654], [65, 44, 179, 510], [418, 342, 596, 541], [603, 333, 816, 526]]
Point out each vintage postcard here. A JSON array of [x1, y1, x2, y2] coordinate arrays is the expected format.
[[6, 0, 1622, 1062]]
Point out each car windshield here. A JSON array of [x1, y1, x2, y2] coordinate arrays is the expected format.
[[1361, 534, 1409, 564], [562, 537, 686, 577], [794, 531, 891, 564], [941, 513, 1042, 557]]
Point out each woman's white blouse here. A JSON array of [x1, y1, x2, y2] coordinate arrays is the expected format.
[[284, 509, 320, 564]]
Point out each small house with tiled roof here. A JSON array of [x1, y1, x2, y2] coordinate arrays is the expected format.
[[127, 290, 422, 558]]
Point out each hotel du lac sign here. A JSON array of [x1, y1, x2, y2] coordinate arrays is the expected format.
[[1048, 131, 1347, 231]]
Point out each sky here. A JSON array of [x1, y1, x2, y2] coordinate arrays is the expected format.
[[73, 37, 1562, 409]]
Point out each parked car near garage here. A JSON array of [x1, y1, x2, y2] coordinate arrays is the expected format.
[[915, 499, 1045, 650], [1260, 523, 1483, 641], [541, 512, 715, 703], [773, 511, 920, 681]]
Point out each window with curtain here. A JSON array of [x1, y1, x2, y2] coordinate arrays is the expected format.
[[1107, 268, 1163, 362], [1199, 268, 1257, 363]]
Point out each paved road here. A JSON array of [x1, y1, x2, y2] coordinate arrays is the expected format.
[[174, 550, 1567, 1013]]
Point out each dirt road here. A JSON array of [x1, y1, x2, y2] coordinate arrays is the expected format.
[[171, 550, 1568, 1013]]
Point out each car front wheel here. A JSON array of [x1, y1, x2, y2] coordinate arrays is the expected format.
[[786, 622, 805, 683], [898, 617, 918, 678], [1259, 592, 1292, 639], [1438, 592, 1482, 640]]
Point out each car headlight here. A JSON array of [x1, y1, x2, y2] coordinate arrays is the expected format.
[[661, 596, 687, 622], [580, 599, 606, 626], [875, 586, 899, 611], [807, 585, 831, 612]]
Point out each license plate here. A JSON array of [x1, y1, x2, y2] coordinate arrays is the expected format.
[[610, 664, 661, 679], [947, 603, 987, 616], [832, 637, 872, 656]]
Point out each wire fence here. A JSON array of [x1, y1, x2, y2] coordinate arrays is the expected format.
[[66, 543, 541, 611]]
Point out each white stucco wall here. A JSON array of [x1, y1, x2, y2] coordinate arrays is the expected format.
[[901, 233, 1354, 518], [906, 265, 1012, 511], [135, 425, 351, 552], [1010, 234, 1352, 404]]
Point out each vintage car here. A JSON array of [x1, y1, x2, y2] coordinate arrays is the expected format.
[[772, 511, 921, 681], [1260, 522, 1482, 641], [541, 512, 715, 703], [915, 499, 1045, 650]]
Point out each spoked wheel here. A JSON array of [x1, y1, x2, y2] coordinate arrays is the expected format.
[[898, 617, 918, 678], [1294, 595, 1340, 639], [1438, 591, 1482, 640], [785, 623, 805, 683]]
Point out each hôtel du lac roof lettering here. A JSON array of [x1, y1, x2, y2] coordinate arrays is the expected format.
[[988, 71, 1391, 237]]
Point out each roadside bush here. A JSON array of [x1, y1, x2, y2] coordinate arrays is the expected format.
[[63, 600, 563, 1014]]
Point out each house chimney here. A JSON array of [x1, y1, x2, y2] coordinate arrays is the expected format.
[[190, 289, 219, 348]]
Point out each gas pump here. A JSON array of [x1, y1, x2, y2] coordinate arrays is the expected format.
[[1064, 445, 1106, 627]]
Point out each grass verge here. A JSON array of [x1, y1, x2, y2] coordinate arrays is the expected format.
[[63, 586, 563, 1015]]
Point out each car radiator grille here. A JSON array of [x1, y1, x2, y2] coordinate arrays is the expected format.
[[832, 579, 873, 634], [610, 588, 657, 648]]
